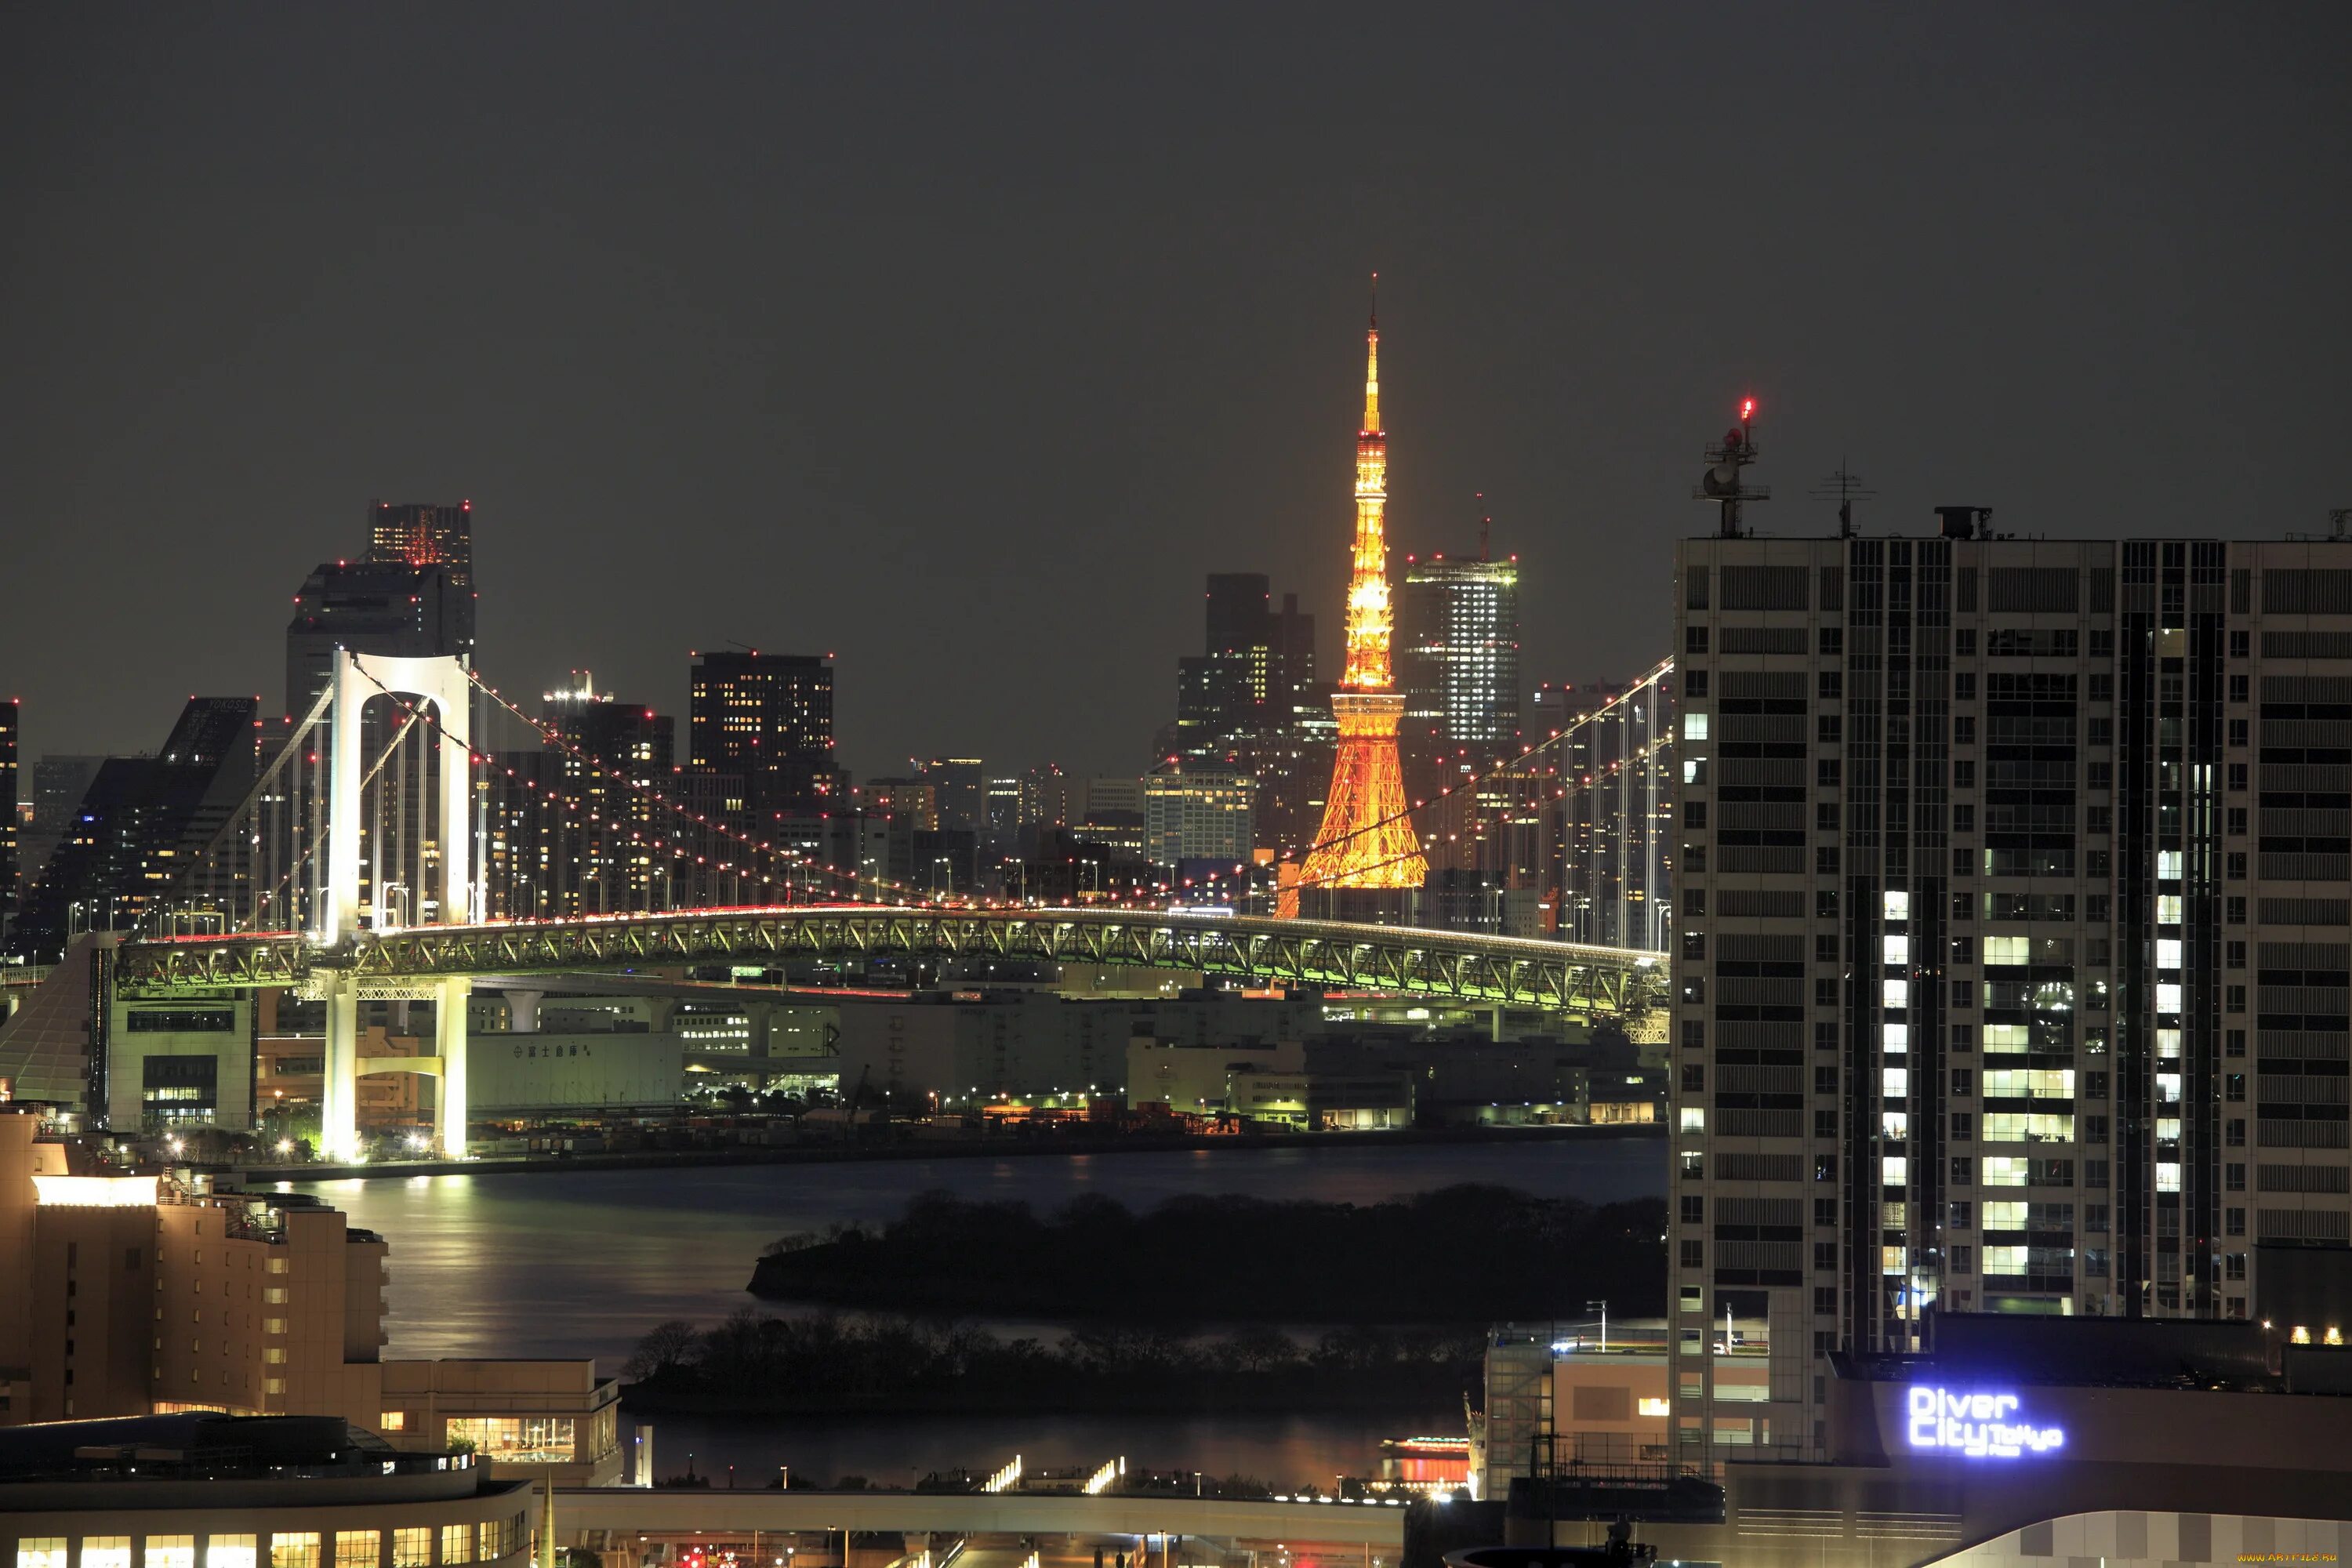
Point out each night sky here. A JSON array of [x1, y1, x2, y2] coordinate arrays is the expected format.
[[4, 5, 2347, 782]]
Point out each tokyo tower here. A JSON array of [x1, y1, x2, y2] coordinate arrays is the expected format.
[[1292, 283, 1428, 909]]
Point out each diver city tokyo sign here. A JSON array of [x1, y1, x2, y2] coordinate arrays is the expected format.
[[1905, 1386, 2067, 1458]]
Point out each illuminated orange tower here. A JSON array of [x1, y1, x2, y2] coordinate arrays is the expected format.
[[1292, 283, 1428, 910]]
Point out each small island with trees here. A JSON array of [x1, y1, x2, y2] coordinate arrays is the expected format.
[[620, 1185, 1664, 1417]]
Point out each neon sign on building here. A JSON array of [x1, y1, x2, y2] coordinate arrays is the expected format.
[[1905, 1387, 2066, 1458]]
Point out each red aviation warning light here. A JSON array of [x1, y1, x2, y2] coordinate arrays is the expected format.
[[1740, 397, 1756, 423]]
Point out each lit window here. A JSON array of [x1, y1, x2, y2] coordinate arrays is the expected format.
[[1882, 979, 1909, 1010], [1682, 714, 1709, 742], [1883, 935, 1909, 966], [440, 1529, 474, 1568], [2158, 895, 2184, 924], [333, 1534, 379, 1568], [1883, 1069, 1908, 1097], [85, 1541, 132, 1568], [380, 1410, 407, 1432], [1884, 891, 1910, 921], [206, 1539, 256, 1568], [269, 1538, 318, 1568], [392, 1534, 430, 1568], [2158, 1163, 2181, 1192], [2157, 983, 2183, 1012], [1882, 1025, 1908, 1054], [145, 1540, 194, 1568], [18, 1541, 67, 1568], [1680, 1108, 1706, 1134], [1882, 1156, 1907, 1185], [2157, 938, 2183, 970], [1982, 936, 2027, 965], [2158, 851, 2183, 880]]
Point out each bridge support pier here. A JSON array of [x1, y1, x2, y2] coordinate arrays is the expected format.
[[321, 969, 360, 1163], [436, 976, 471, 1159]]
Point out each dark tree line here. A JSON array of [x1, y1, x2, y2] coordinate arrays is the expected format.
[[622, 1309, 1490, 1414], [748, 1184, 1667, 1321]]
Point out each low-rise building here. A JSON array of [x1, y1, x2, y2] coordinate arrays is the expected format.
[[0, 1112, 619, 1486], [0, 1413, 532, 1568], [378, 1361, 620, 1486]]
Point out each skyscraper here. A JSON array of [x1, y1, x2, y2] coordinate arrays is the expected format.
[[6, 699, 258, 959], [539, 671, 676, 914], [1399, 549, 1522, 753], [22, 755, 103, 883], [916, 757, 986, 835], [687, 650, 839, 825], [1205, 573, 1275, 705], [1293, 291, 1425, 909], [1671, 508, 2352, 1471], [367, 501, 477, 660], [284, 561, 468, 718]]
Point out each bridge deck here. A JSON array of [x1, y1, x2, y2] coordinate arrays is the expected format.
[[113, 905, 1665, 1018]]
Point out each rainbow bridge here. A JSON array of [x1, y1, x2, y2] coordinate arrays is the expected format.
[[114, 904, 1664, 1018]]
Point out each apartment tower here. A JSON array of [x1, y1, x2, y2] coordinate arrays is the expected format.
[[1671, 513, 2352, 1469]]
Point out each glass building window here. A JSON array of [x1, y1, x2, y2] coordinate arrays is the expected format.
[[18, 1541, 67, 1568], [145, 1542, 194, 1568], [390, 1536, 428, 1568], [84, 1543, 132, 1568], [206, 1540, 256, 1568], [440, 1529, 474, 1567], [332, 1534, 378, 1568], [270, 1537, 318, 1568]]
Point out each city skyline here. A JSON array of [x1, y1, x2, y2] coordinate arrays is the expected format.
[[4, 7, 2348, 778]]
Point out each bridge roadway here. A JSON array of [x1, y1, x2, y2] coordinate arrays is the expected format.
[[553, 1486, 1407, 1549], [114, 905, 1665, 1018]]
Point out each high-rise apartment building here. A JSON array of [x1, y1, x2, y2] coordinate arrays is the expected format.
[[367, 501, 477, 659], [1670, 515, 2352, 1472], [687, 651, 838, 823], [1399, 550, 1523, 757], [537, 673, 676, 915]]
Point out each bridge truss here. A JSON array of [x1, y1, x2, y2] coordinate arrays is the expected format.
[[116, 905, 1664, 1019]]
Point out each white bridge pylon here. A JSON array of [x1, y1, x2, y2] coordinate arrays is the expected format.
[[318, 650, 473, 1165]]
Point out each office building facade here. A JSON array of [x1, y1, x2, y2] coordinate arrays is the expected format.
[[1399, 552, 1522, 758], [285, 563, 468, 719], [1144, 764, 1255, 869], [1670, 521, 2352, 1469], [365, 501, 477, 662], [686, 651, 837, 824]]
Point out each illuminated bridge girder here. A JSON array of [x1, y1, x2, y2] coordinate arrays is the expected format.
[[113, 907, 1664, 1018]]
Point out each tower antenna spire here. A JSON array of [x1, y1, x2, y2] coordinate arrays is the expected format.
[[1291, 279, 1425, 913]]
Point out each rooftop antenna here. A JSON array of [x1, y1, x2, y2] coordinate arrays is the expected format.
[[1695, 397, 1769, 538], [2288, 508, 2352, 543], [1476, 492, 1491, 561], [1809, 462, 1877, 539]]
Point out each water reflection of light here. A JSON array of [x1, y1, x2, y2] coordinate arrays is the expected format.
[[296, 1141, 1658, 1368]]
